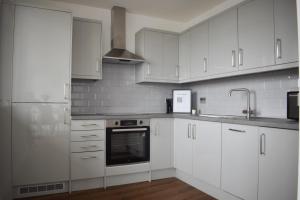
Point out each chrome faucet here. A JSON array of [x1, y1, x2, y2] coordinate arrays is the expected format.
[[229, 88, 251, 119]]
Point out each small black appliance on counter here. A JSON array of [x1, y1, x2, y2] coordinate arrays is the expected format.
[[166, 98, 173, 113], [287, 91, 299, 120]]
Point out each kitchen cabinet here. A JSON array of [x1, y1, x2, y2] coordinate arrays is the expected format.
[[71, 120, 105, 180], [179, 31, 190, 81], [72, 18, 102, 80], [190, 22, 209, 79], [221, 124, 259, 200], [174, 119, 222, 188], [238, 0, 275, 70], [12, 5, 72, 103], [258, 127, 298, 200], [150, 118, 174, 170], [274, 0, 298, 64], [209, 8, 238, 74], [12, 103, 70, 186], [135, 29, 179, 83], [174, 119, 193, 175], [192, 121, 221, 188]]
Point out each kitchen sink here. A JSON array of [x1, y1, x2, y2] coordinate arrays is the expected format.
[[198, 114, 248, 120]]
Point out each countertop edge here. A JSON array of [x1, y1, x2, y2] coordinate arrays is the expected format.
[[71, 114, 299, 130]]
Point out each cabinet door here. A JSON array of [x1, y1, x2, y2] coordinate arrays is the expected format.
[[238, 0, 275, 69], [192, 121, 221, 188], [145, 30, 164, 80], [190, 22, 209, 79], [13, 6, 71, 103], [71, 151, 105, 180], [209, 8, 238, 74], [72, 19, 102, 79], [179, 31, 190, 81], [12, 103, 69, 185], [150, 118, 174, 170], [258, 128, 298, 200], [274, 0, 298, 64], [163, 34, 179, 81], [222, 124, 259, 200], [174, 119, 193, 175]]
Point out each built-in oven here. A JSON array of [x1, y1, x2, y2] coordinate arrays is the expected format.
[[106, 119, 150, 166]]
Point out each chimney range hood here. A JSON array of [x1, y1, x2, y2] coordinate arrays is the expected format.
[[103, 6, 145, 65]]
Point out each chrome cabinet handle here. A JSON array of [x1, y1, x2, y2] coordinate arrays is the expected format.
[[228, 128, 246, 133], [81, 156, 98, 160], [147, 63, 151, 75], [232, 50, 236, 67], [64, 107, 69, 125], [276, 39, 282, 59], [260, 134, 266, 155], [64, 83, 70, 100], [238, 48, 243, 66], [187, 123, 191, 138], [80, 134, 98, 138], [81, 124, 98, 127], [203, 57, 207, 72], [96, 58, 100, 72], [176, 65, 179, 77], [80, 145, 99, 149], [192, 124, 196, 140]]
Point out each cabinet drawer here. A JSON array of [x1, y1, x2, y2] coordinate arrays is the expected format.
[[71, 151, 105, 180], [71, 130, 105, 141], [71, 141, 104, 153], [71, 120, 105, 130]]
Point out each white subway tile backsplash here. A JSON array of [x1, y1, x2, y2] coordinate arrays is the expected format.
[[71, 63, 298, 118]]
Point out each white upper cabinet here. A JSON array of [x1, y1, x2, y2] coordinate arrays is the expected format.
[[174, 119, 193, 175], [12, 103, 69, 186], [163, 34, 179, 81], [179, 31, 190, 81], [190, 22, 209, 79], [72, 18, 102, 80], [192, 121, 221, 188], [150, 118, 174, 170], [209, 8, 238, 74], [274, 0, 298, 64], [13, 5, 72, 103], [222, 124, 259, 200], [238, 0, 275, 70], [135, 29, 179, 83], [258, 127, 298, 200]]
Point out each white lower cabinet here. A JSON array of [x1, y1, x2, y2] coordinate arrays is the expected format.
[[193, 121, 221, 188], [71, 120, 105, 181], [71, 151, 105, 180], [174, 119, 193, 175], [221, 124, 259, 200], [258, 127, 298, 200], [150, 118, 174, 170], [174, 119, 222, 188], [222, 124, 298, 200]]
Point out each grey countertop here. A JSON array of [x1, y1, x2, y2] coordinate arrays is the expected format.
[[71, 113, 299, 130]]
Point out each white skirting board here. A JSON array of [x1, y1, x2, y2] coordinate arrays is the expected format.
[[175, 169, 240, 200], [71, 178, 104, 192]]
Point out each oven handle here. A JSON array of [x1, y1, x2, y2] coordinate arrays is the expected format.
[[112, 128, 148, 132]]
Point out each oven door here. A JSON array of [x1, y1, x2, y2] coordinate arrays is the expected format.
[[106, 127, 150, 166]]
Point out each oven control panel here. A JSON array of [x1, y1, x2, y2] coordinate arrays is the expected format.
[[106, 119, 150, 128]]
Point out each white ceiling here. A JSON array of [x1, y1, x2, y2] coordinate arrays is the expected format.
[[51, 0, 227, 22]]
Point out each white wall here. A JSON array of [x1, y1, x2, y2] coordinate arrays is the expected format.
[[15, 0, 183, 54]]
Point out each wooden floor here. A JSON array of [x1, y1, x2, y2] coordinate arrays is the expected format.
[[20, 178, 216, 200]]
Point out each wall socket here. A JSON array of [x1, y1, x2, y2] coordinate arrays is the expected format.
[[200, 97, 206, 104]]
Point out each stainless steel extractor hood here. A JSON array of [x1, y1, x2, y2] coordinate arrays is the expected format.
[[103, 6, 145, 65]]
